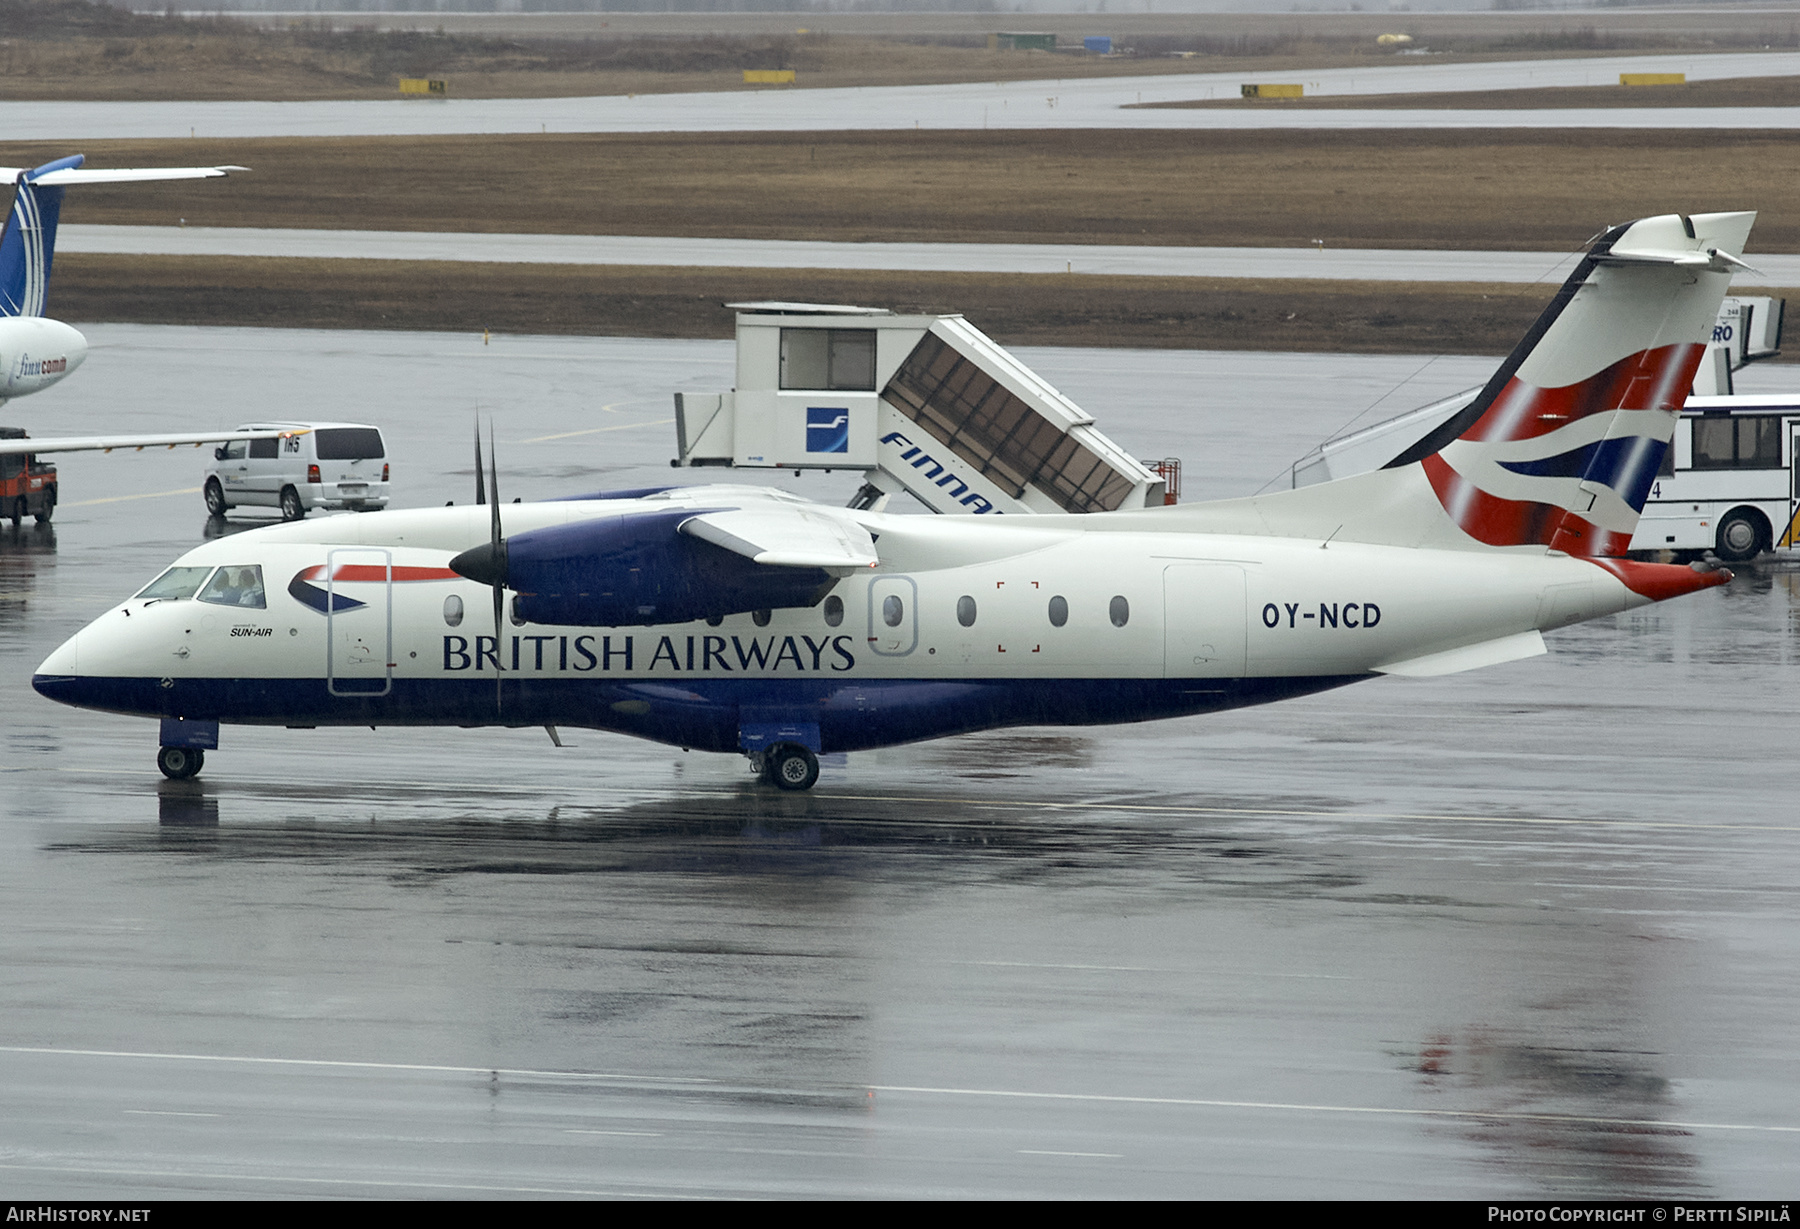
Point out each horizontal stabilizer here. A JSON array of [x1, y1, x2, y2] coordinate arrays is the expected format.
[[1373, 630, 1545, 677], [0, 429, 283, 457], [1, 166, 247, 186], [680, 505, 879, 574]]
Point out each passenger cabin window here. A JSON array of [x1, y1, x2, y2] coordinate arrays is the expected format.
[[248, 438, 279, 460], [1691, 415, 1783, 470], [823, 595, 844, 627], [780, 329, 877, 391], [134, 566, 214, 601], [198, 565, 267, 609]]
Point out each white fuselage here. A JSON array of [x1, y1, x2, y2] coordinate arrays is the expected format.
[[35, 497, 1642, 756]]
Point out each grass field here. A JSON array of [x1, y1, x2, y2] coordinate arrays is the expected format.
[[9, 2, 1797, 355], [14, 129, 1800, 254], [50, 254, 1579, 354]]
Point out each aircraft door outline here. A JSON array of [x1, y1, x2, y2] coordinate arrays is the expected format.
[[326, 548, 393, 697], [1162, 564, 1247, 679], [867, 575, 918, 657]]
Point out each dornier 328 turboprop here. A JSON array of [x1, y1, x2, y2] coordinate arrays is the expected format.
[[35, 212, 1750, 789]]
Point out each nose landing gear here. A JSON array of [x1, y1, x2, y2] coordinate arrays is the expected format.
[[156, 718, 218, 781], [157, 745, 205, 780]]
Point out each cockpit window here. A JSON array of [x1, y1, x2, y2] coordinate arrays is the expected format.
[[197, 565, 267, 609], [134, 567, 214, 601]]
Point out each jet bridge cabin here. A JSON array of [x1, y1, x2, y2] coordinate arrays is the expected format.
[[673, 303, 1169, 515]]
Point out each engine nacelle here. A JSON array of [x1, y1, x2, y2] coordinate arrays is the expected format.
[[455, 506, 836, 627], [0, 317, 88, 401]]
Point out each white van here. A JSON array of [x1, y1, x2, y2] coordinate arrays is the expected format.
[[204, 421, 390, 521]]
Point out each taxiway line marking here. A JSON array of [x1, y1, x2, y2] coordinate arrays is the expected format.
[[0, 1044, 715, 1086], [954, 960, 1353, 979], [1018, 1150, 1123, 1158], [121, 1109, 222, 1118], [519, 417, 672, 443], [11, 1045, 1789, 1138], [869, 1084, 1800, 1135], [63, 486, 201, 507], [813, 792, 1800, 834], [0, 1162, 695, 1199]]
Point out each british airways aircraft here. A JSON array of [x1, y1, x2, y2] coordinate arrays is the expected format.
[[33, 212, 1750, 789]]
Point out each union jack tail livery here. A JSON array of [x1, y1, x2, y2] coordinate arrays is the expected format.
[[1386, 211, 1755, 558]]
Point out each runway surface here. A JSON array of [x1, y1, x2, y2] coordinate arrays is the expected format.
[[2, 326, 1798, 1197], [8, 51, 1800, 139], [58, 223, 1800, 287]]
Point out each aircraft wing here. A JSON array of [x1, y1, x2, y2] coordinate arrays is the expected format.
[[679, 504, 880, 574], [1, 166, 248, 185], [0, 429, 283, 457]]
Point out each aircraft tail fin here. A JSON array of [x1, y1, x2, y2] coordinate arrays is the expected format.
[[0, 156, 85, 318], [1383, 211, 1754, 557]]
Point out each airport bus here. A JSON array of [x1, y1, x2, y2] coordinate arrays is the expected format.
[[1633, 397, 1800, 562]]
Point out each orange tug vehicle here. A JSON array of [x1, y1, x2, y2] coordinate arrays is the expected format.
[[1, 428, 56, 527]]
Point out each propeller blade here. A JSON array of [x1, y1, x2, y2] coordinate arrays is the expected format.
[[489, 424, 504, 714], [492, 574, 505, 715], [489, 425, 502, 555], [474, 420, 486, 506]]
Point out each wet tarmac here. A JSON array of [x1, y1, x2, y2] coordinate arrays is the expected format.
[[2, 326, 1797, 1198]]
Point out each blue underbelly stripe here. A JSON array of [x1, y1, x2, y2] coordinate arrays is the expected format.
[[33, 673, 1365, 754]]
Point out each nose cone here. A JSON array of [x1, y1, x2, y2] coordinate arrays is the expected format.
[[0, 316, 88, 396], [35, 630, 80, 679], [33, 629, 85, 706]]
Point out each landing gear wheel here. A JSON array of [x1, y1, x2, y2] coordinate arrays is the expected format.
[[203, 478, 227, 516], [1715, 510, 1764, 564], [33, 488, 52, 525], [157, 745, 205, 780], [279, 485, 306, 522], [767, 744, 820, 792]]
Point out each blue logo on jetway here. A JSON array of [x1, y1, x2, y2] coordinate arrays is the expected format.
[[806, 407, 849, 454]]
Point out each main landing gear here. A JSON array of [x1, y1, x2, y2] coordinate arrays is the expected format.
[[157, 745, 205, 780], [752, 743, 820, 792]]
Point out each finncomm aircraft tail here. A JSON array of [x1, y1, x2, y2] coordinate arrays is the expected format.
[[1185, 211, 1752, 576], [1, 154, 256, 430], [2, 154, 246, 318]]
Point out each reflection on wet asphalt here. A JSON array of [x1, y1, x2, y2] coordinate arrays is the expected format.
[[1, 328, 1797, 1197]]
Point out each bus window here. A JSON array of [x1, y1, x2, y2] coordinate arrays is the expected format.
[[1693, 415, 1783, 469]]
